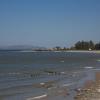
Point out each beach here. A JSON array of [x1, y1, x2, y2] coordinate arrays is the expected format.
[[74, 71, 100, 100], [25, 71, 100, 100]]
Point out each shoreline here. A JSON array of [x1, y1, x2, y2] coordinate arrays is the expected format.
[[74, 71, 100, 100], [1, 69, 100, 100], [65, 50, 100, 54], [19, 50, 100, 54]]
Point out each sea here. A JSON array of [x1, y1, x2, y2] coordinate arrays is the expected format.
[[0, 51, 100, 100]]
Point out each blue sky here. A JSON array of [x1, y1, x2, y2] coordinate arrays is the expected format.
[[0, 0, 100, 47]]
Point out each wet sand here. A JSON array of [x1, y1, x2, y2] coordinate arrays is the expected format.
[[25, 69, 96, 100], [74, 72, 100, 100]]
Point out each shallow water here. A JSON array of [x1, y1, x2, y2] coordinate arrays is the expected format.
[[0, 51, 100, 100]]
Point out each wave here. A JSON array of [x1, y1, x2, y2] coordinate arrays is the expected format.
[[84, 66, 94, 69], [97, 59, 100, 62], [62, 82, 75, 87], [26, 94, 47, 100]]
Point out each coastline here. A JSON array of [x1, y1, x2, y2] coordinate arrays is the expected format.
[[25, 69, 97, 100], [66, 50, 100, 54], [0, 51, 100, 100], [74, 71, 100, 100], [19, 50, 100, 54]]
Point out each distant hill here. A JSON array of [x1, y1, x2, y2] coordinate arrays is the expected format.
[[0, 45, 46, 51]]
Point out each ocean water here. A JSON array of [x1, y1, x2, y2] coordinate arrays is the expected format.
[[0, 51, 100, 100]]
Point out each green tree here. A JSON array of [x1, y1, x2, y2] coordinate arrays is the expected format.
[[74, 40, 95, 50], [89, 40, 94, 50], [95, 42, 100, 50], [75, 41, 81, 50]]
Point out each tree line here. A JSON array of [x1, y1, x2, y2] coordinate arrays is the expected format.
[[74, 40, 100, 50], [53, 40, 100, 51]]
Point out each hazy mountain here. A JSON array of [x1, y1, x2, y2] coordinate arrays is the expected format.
[[0, 45, 46, 50]]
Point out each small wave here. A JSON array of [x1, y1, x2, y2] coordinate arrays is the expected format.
[[26, 94, 47, 100], [60, 60, 64, 63], [84, 66, 93, 69], [62, 82, 75, 87], [40, 82, 45, 85], [8, 72, 21, 75], [97, 59, 100, 62]]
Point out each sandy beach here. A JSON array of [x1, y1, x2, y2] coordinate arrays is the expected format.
[[74, 72, 100, 100], [66, 50, 100, 54]]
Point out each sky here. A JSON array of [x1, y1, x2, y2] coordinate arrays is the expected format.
[[0, 0, 100, 47]]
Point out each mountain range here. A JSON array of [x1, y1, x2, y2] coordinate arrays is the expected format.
[[0, 45, 46, 50]]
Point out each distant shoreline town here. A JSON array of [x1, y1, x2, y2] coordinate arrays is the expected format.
[[0, 40, 100, 51], [32, 40, 100, 51]]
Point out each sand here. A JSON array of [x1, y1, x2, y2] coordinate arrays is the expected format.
[[74, 72, 100, 100]]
